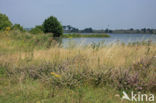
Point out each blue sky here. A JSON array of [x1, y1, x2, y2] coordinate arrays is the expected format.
[[0, 0, 156, 29]]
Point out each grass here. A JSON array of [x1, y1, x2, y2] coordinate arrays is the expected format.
[[62, 33, 110, 38], [0, 31, 156, 103]]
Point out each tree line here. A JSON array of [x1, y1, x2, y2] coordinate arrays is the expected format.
[[63, 25, 156, 34], [0, 12, 63, 37], [1, 12, 155, 35]]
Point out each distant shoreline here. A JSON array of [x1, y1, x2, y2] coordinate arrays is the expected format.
[[63, 32, 156, 35]]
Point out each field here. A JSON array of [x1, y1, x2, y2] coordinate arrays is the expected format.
[[0, 31, 156, 103]]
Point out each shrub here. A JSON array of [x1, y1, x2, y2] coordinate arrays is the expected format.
[[12, 24, 25, 32], [30, 25, 43, 34], [43, 16, 63, 37], [0, 13, 12, 30]]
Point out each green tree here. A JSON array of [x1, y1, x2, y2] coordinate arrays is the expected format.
[[12, 24, 25, 32], [141, 28, 146, 33], [0, 13, 12, 30], [82, 28, 93, 33], [67, 25, 72, 31], [43, 16, 63, 37]]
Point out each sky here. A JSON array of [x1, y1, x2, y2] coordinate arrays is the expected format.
[[0, 0, 156, 29]]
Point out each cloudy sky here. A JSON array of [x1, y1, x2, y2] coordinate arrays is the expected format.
[[0, 0, 156, 29]]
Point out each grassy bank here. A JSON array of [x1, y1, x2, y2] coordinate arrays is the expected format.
[[62, 33, 110, 38], [0, 31, 156, 103]]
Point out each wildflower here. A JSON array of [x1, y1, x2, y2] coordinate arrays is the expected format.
[[6, 27, 11, 31], [51, 72, 61, 78], [140, 64, 143, 67], [36, 101, 40, 103], [5, 27, 11, 34]]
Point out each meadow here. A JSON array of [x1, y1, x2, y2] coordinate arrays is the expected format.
[[0, 31, 156, 103]]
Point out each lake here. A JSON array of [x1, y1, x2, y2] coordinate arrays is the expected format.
[[62, 33, 156, 47]]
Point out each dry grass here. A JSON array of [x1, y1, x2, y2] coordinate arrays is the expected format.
[[0, 31, 156, 102], [1, 43, 155, 69]]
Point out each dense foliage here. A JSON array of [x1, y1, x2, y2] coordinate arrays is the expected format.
[[43, 16, 63, 37], [0, 13, 12, 30]]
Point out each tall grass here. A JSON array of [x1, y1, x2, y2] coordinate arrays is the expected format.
[[0, 31, 156, 103]]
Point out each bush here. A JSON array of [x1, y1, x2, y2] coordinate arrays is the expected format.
[[0, 13, 12, 30], [43, 16, 63, 37], [12, 24, 25, 32], [30, 25, 43, 34]]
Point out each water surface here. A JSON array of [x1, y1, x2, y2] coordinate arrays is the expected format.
[[62, 33, 156, 47]]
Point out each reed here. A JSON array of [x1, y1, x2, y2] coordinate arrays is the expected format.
[[62, 33, 110, 38]]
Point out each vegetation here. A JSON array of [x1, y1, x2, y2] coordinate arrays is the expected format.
[[0, 13, 64, 37], [0, 13, 155, 103], [62, 33, 110, 38], [0, 12, 12, 30], [30, 25, 43, 34], [63, 25, 156, 34], [81, 27, 93, 33], [63, 25, 79, 33], [0, 13, 25, 32], [63, 25, 94, 33], [0, 31, 155, 103], [43, 16, 63, 37], [12, 24, 25, 32], [112, 28, 156, 34]]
